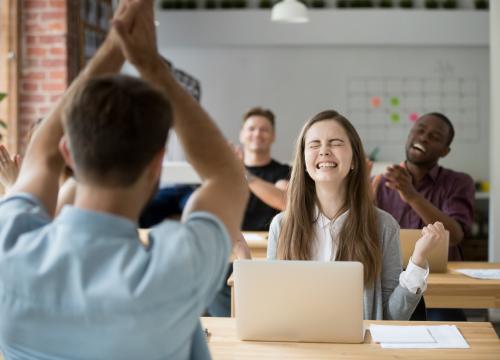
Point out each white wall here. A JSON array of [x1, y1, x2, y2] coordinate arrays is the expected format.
[[489, 3, 500, 262], [160, 45, 489, 180], [154, 9, 489, 180]]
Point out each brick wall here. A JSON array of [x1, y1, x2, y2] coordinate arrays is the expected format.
[[19, 0, 67, 153]]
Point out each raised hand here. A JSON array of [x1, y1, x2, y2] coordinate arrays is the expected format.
[[0, 145, 21, 192], [412, 222, 447, 268], [112, 0, 161, 72], [384, 163, 418, 203]]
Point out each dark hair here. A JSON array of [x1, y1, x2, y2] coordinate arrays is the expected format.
[[423, 112, 455, 146], [64, 74, 172, 187], [242, 107, 275, 128]]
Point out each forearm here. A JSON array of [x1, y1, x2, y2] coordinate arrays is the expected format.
[[81, 34, 124, 79], [233, 232, 252, 260], [248, 178, 287, 211], [384, 285, 421, 320], [408, 195, 463, 245]]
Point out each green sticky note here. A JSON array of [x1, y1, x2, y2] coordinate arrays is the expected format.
[[390, 97, 400, 107], [390, 113, 400, 123]]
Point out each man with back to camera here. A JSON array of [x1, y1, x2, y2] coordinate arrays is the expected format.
[[374, 112, 475, 321], [0, 0, 248, 358]]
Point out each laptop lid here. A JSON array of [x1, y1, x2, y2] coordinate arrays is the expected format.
[[234, 260, 364, 343], [400, 229, 449, 273]]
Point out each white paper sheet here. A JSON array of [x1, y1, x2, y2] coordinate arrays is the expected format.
[[455, 269, 500, 280], [370, 325, 469, 349], [370, 325, 434, 343]]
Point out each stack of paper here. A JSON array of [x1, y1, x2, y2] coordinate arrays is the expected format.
[[370, 325, 469, 349], [455, 269, 500, 280]]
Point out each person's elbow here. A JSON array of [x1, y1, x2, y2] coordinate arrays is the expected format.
[[449, 226, 465, 246], [274, 196, 287, 211]]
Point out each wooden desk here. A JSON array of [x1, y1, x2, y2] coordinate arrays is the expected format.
[[201, 317, 500, 359], [242, 231, 268, 259], [139, 230, 267, 259], [426, 262, 500, 309], [228, 262, 500, 316]]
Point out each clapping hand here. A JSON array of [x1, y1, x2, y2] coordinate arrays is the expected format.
[[0, 145, 21, 192], [384, 162, 419, 203]]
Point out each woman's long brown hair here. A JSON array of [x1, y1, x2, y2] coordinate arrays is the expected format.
[[277, 110, 381, 285]]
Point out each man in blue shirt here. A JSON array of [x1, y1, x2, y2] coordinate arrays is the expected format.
[[0, 1, 249, 359]]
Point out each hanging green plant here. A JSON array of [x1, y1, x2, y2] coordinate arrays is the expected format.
[[205, 0, 218, 8], [399, 0, 413, 8], [311, 0, 326, 8], [442, 0, 457, 9], [160, 0, 175, 9], [475, 0, 488, 9], [379, 0, 393, 8], [259, 0, 273, 8], [424, 0, 439, 8]]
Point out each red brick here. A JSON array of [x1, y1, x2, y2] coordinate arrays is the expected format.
[[24, 24, 45, 33], [25, 12, 39, 20], [41, 12, 65, 21], [49, 71, 65, 80], [49, 47, 65, 56], [20, 107, 37, 115], [21, 94, 45, 103], [26, 36, 37, 45], [42, 83, 66, 92], [27, 47, 46, 57], [48, 22, 66, 32], [41, 59, 65, 67], [25, 1, 48, 9], [22, 83, 38, 92], [50, 94, 63, 102], [24, 71, 45, 80], [24, 59, 39, 67], [49, 0, 65, 8], [39, 35, 65, 44]]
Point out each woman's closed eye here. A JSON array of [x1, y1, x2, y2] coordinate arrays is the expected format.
[[307, 141, 321, 149], [329, 139, 344, 146]]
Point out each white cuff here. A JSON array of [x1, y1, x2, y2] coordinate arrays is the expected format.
[[399, 257, 429, 294]]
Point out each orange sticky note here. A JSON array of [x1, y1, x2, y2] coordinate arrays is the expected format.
[[371, 96, 382, 108]]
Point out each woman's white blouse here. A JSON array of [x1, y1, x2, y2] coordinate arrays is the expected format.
[[295, 209, 428, 294]]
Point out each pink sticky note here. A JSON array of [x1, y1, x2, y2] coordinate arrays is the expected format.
[[409, 112, 419, 122], [371, 96, 381, 108]]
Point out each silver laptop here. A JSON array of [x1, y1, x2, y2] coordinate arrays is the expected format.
[[400, 229, 449, 273], [234, 260, 364, 343]]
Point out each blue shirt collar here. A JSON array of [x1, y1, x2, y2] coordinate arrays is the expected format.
[[55, 206, 138, 238]]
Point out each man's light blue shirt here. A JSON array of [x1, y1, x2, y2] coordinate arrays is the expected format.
[[0, 193, 231, 359]]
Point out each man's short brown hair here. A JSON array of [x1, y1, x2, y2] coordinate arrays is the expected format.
[[242, 107, 275, 128], [64, 74, 172, 187]]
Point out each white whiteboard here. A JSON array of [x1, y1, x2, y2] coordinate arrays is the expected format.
[[346, 76, 480, 144]]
